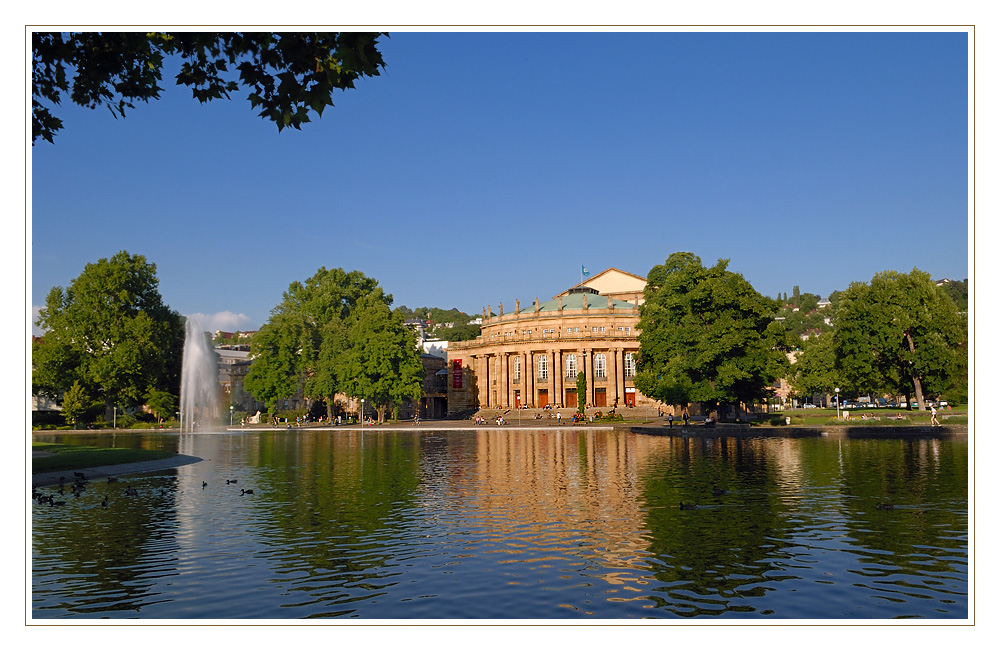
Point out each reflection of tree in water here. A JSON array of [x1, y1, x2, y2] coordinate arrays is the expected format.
[[246, 431, 421, 615], [639, 436, 794, 616], [637, 435, 967, 617], [32, 475, 181, 615], [837, 438, 968, 577]]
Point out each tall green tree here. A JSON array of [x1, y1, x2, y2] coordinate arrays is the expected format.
[[790, 333, 840, 401], [33, 31, 386, 144], [833, 269, 966, 410], [61, 380, 90, 427], [338, 293, 425, 423], [635, 252, 790, 415], [245, 267, 385, 418], [33, 251, 184, 421], [576, 372, 587, 413], [145, 388, 178, 424]]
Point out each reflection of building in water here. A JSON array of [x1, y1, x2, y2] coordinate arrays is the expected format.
[[422, 430, 659, 593]]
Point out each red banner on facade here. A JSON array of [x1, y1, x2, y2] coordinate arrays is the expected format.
[[453, 359, 463, 388]]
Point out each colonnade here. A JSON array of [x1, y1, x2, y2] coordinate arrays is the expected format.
[[470, 345, 638, 410]]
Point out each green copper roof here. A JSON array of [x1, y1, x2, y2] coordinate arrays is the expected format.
[[534, 294, 637, 312]]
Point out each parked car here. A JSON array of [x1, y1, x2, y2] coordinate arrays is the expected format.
[[802, 403, 817, 409]]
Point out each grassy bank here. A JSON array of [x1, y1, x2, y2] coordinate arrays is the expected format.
[[754, 406, 968, 427], [32, 442, 175, 474]]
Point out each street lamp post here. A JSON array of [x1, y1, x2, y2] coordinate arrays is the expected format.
[[835, 388, 841, 420], [360, 399, 365, 425], [230, 405, 234, 427], [113, 406, 117, 430]]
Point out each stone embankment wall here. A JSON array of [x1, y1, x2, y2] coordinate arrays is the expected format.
[[630, 423, 968, 438]]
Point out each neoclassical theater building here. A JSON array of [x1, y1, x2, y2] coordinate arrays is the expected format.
[[447, 268, 661, 413]]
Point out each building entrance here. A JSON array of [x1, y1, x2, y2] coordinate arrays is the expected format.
[[625, 388, 636, 407], [595, 388, 606, 407], [565, 389, 577, 408], [538, 389, 549, 408]]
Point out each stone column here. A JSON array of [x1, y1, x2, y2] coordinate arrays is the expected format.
[[618, 348, 628, 404], [584, 348, 593, 408], [552, 348, 562, 407], [615, 348, 625, 408], [476, 355, 488, 408], [487, 354, 496, 408], [608, 348, 619, 408], [482, 354, 490, 407], [526, 351, 534, 407], [497, 352, 510, 407]]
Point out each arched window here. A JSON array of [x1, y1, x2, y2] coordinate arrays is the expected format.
[[595, 353, 607, 379], [538, 355, 548, 379], [565, 354, 577, 379], [624, 352, 636, 378], [513, 356, 521, 382]]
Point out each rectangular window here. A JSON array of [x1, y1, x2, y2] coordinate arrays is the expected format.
[[595, 353, 607, 379]]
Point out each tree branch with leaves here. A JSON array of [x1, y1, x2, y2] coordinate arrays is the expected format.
[[32, 31, 387, 144]]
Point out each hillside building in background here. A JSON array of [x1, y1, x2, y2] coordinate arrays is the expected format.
[[447, 268, 660, 413]]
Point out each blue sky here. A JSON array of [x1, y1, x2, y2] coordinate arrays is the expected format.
[[30, 30, 970, 335]]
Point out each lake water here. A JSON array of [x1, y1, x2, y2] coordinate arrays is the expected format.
[[30, 428, 968, 620]]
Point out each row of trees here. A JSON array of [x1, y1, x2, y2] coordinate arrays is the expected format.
[[32, 250, 968, 428], [243, 267, 425, 423], [794, 270, 967, 408], [33, 255, 426, 428], [634, 252, 968, 416]]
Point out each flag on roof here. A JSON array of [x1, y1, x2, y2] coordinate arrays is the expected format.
[[582, 265, 591, 278]]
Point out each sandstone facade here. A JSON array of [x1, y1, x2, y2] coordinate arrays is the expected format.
[[447, 269, 659, 413]]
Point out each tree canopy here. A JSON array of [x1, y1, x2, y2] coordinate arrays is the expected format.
[[339, 294, 426, 423], [833, 269, 967, 409], [244, 267, 391, 417], [790, 332, 839, 400], [33, 251, 184, 421], [635, 252, 790, 412], [32, 31, 386, 144]]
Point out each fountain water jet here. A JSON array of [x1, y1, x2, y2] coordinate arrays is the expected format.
[[180, 317, 220, 432]]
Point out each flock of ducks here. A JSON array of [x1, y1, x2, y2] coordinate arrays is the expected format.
[[36, 472, 897, 513], [33, 472, 256, 509]]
